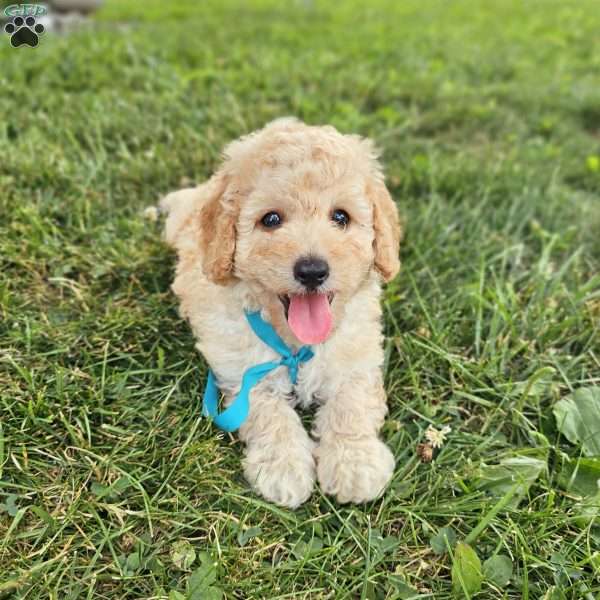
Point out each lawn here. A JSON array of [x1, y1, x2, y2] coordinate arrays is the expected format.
[[1, 0, 600, 597]]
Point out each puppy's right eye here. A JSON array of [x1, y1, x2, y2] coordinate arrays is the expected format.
[[261, 211, 283, 228]]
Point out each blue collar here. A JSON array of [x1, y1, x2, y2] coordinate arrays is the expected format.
[[202, 310, 314, 432]]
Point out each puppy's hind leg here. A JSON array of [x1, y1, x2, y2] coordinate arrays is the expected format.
[[239, 385, 315, 509]]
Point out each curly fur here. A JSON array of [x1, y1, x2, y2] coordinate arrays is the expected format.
[[161, 118, 402, 508]]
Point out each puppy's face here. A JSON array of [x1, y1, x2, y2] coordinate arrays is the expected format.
[[234, 167, 376, 344], [199, 119, 401, 345]]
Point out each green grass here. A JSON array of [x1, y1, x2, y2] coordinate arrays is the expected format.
[[1, 0, 600, 597]]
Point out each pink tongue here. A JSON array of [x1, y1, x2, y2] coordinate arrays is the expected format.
[[288, 293, 332, 344]]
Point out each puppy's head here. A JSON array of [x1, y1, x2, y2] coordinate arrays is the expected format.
[[181, 118, 401, 345]]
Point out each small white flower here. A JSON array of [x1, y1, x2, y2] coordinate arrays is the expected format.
[[143, 205, 159, 222], [425, 424, 451, 449]]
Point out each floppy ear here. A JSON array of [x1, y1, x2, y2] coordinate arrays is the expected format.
[[368, 180, 402, 282], [160, 173, 238, 285], [197, 173, 238, 285]]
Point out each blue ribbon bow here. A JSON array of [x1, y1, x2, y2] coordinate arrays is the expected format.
[[202, 310, 314, 432]]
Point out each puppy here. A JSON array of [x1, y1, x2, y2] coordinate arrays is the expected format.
[[161, 118, 401, 508]]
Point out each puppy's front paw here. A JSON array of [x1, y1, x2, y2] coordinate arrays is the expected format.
[[243, 439, 316, 509], [315, 436, 394, 504]]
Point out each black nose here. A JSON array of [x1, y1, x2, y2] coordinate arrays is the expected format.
[[294, 256, 329, 290]]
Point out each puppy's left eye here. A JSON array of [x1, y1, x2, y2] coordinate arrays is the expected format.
[[331, 209, 350, 228]]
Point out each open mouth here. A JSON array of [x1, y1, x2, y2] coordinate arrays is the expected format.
[[278, 292, 334, 319], [278, 292, 334, 345]]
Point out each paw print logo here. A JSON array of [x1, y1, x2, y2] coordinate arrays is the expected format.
[[4, 16, 45, 48]]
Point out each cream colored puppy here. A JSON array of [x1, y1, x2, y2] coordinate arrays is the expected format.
[[161, 118, 401, 508]]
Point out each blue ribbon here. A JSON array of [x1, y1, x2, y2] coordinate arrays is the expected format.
[[202, 310, 314, 432]]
